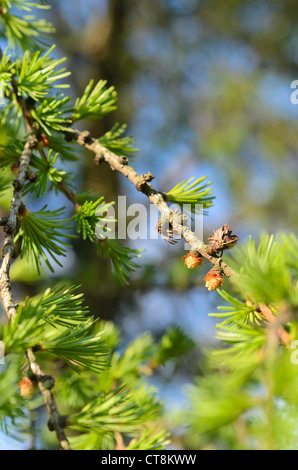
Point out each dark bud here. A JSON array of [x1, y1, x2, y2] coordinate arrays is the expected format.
[[13, 179, 23, 191], [25, 96, 36, 111], [26, 170, 37, 183], [40, 375, 55, 390]]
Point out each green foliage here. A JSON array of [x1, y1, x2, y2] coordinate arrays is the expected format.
[[126, 428, 171, 450], [30, 93, 72, 135], [98, 123, 138, 158], [183, 234, 298, 450], [0, 48, 14, 98], [111, 332, 157, 381], [13, 46, 69, 100], [0, 359, 25, 430], [46, 133, 79, 161], [3, 301, 45, 352], [74, 197, 115, 243], [209, 290, 264, 326], [0, 138, 26, 168], [40, 319, 108, 374], [0, 172, 12, 195], [32, 284, 89, 328], [155, 324, 195, 365], [0, 95, 23, 130], [68, 385, 159, 435], [166, 176, 214, 214], [0, 0, 54, 50], [186, 374, 254, 436], [69, 431, 114, 451], [227, 234, 298, 307], [15, 205, 74, 273], [72, 79, 117, 122], [97, 238, 142, 286], [24, 149, 73, 198]]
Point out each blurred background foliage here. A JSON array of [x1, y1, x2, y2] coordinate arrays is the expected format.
[[1, 0, 298, 449]]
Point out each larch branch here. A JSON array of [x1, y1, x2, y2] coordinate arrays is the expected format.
[[73, 129, 236, 278]]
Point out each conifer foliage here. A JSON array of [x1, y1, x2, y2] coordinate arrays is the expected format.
[[0, 0, 297, 451]]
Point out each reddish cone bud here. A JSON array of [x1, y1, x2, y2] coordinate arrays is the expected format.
[[19, 377, 35, 399], [38, 133, 50, 148], [183, 252, 205, 269], [11, 162, 19, 177]]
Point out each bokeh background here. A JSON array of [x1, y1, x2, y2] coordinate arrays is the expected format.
[[1, 0, 298, 449]]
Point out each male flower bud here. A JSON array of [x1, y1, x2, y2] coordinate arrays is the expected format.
[[204, 269, 224, 291], [183, 252, 205, 269], [19, 377, 35, 399]]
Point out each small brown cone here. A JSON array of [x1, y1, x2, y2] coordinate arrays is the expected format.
[[19, 377, 35, 399], [11, 162, 19, 177], [183, 252, 205, 269], [38, 133, 50, 148], [204, 270, 223, 291], [208, 223, 238, 255]]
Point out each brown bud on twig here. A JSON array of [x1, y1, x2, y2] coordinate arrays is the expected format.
[[26, 170, 37, 183], [136, 172, 155, 191], [38, 133, 50, 148], [17, 204, 28, 219]]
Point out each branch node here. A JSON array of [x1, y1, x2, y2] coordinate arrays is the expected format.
[[94, 153, 105, 165], [77, 130, 92, 146], [12, 179, 23, 191], [26, 170, 37, 183], [48, 415, 68, 432], [136, 172, 155, 191]]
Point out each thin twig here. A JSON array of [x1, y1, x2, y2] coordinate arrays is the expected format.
[[26, 350, 70, 450], [0, 134, 36, 320]]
